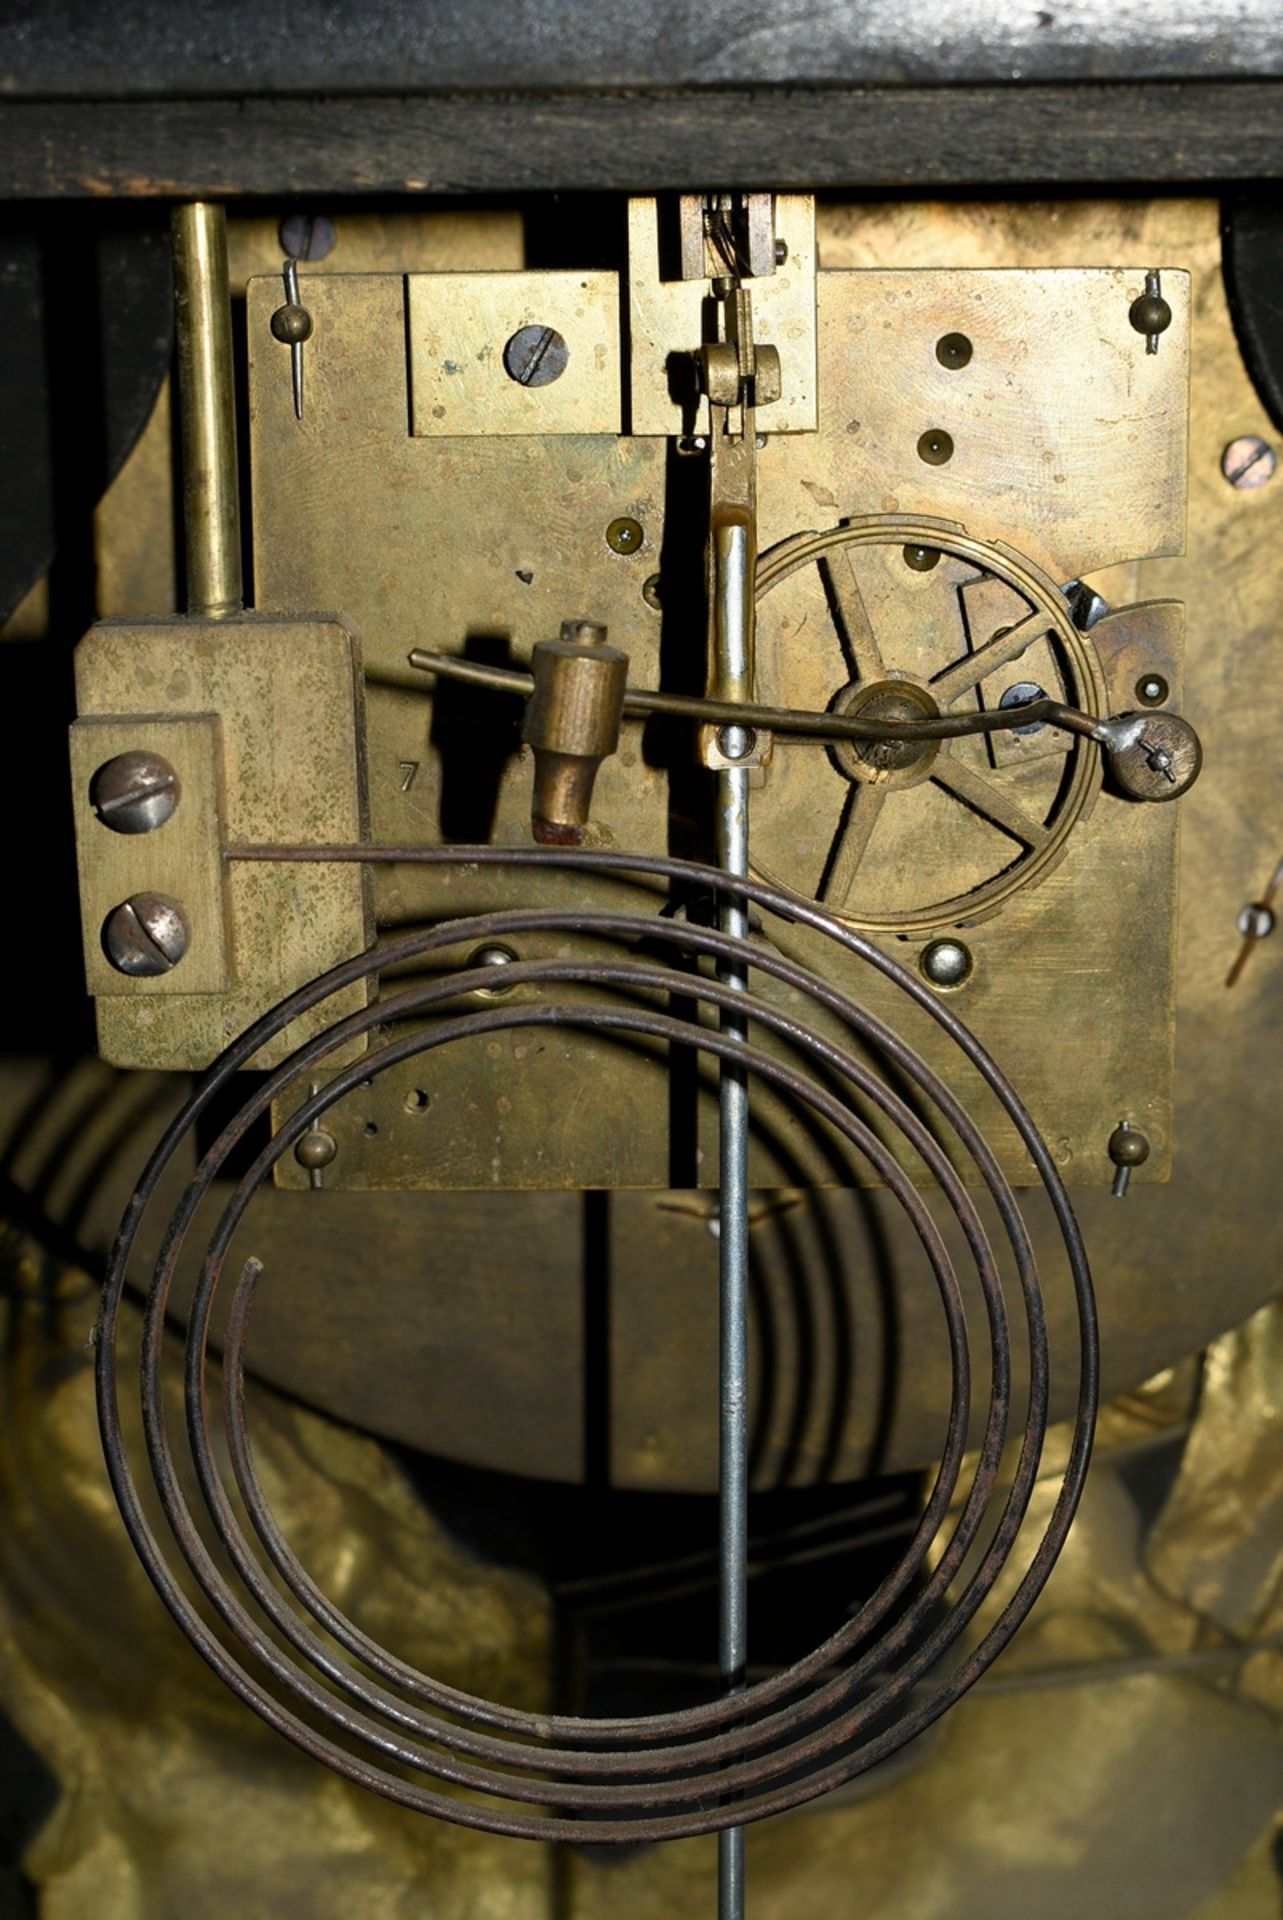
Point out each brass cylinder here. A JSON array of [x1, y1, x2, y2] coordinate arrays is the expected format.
[[171, 203, 242, 618], [524, 621, 628, 845]]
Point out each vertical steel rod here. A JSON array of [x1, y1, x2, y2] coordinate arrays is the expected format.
[[717, 756, 749, 1918], [714, 517, 754, 1920], [171, 202, 243, 618]]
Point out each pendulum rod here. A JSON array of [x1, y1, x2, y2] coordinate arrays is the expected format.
[[705, 271, 762, 1920], [716, 680, 750, 1920]]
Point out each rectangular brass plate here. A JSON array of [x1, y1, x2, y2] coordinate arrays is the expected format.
[[69, 713, 229, 997], [627, 195, 819, 437], [73, 614, 372, 1070], [250, 261, 1186, 1189], [765, 267, 1190, 578], [406, 269, 622, 436]]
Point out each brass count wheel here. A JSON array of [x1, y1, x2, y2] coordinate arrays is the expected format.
[[752, 516, 1107, 935]]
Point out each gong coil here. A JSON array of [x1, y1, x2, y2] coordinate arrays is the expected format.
[[96, 845, 1097, 1844]]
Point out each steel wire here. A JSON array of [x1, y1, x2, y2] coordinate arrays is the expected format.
[[96, 844, 1097, 1843]]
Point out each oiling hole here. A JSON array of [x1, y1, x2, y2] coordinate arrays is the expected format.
[[936, 332, 973, 369]]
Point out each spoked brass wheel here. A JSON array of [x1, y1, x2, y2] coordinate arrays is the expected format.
[[752, 516, 1108, 935]]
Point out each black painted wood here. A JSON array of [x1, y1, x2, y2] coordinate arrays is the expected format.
[[3, 84, 1283, 200], [4, 0, 1281, 99]]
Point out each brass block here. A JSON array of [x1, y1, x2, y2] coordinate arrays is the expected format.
[[69, 713, 229, 996], [627, 195, 818, 437], [74, 614, 371, 1070], [406, 269, 622, 436]]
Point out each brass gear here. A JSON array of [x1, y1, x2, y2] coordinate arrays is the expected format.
[[751, 515, 1107, 936]]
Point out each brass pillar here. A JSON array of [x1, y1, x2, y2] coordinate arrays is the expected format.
[[171, 202, 242, 618]]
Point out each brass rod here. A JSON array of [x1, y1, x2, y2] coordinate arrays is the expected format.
[[171, 202, 243, 618]]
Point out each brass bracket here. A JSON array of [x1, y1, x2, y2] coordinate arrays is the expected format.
[[406, 269, 622, 436], [626, 195, 817, 437], [71, 612, 372, 1069]]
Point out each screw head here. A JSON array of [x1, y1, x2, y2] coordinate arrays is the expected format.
[[902, 544, 940, 572], [1108, 1121, 1151, 1169], [295, 1128, 338, 1171], [270, 303, 313, 345], [1108, 711, 1203, 802], [917, 428, 954, 466], [1135, 673, 1169, 707], [103, 893, 189, 976], [921, 938, 973, 989], [503, 325, 569, 388], [279, 213, 336, 262], [642, 573, 663, 612], [1221, 435, 1276, 489], [1237, 902, 1277, 940], [936, 332, 973, 369], [606, 516, 644, 555], [774, 237, 789, 267], [469, 944, 518, 992], [1064, 579, 1110, 631], [717, 725, 757, 762], [999, 681, 1048, 735], [90, 750, 180, 835]]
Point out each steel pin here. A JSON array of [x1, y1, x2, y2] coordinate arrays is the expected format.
[[269, 258, 313, 422]]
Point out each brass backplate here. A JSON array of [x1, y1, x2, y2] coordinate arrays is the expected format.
[[249, 254, 1188, 1190]]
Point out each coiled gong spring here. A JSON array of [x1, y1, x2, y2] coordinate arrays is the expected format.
[[96, 844, 1097, 1844]]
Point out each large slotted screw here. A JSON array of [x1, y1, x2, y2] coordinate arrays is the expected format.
[[103, 894, 190, 977], [90, 751, 180, 835], [503, 325, 569, 388]]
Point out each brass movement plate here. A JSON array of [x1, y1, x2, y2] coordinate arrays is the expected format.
[[775, 267, 1189, 578], [250, 254, 1187, 1190], [95, 209, 527, 622]]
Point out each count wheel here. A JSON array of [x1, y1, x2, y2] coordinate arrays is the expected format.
[[750, 515, 1107, 935]]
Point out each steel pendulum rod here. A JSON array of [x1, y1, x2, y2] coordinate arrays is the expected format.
[[708, 421, 759, 1920], [717, 727, 750, 1920], [696, 222, 773, 1918]]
